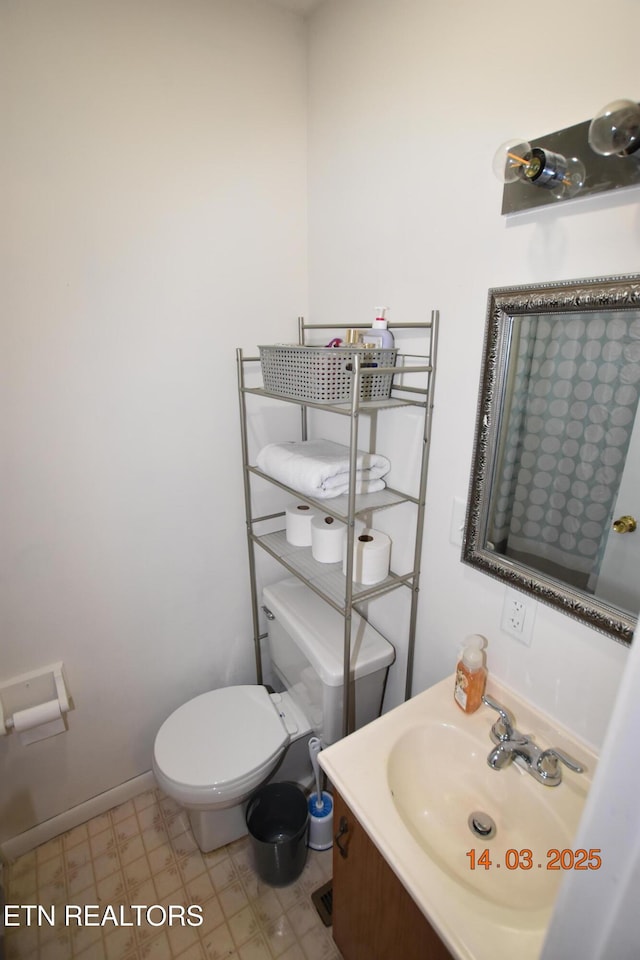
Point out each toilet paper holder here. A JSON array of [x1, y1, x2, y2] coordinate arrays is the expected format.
[[0, 662, 70, 737]]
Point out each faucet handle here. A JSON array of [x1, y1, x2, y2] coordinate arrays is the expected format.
[[537, 747, 584, 778], [482, 694, 515, 740]]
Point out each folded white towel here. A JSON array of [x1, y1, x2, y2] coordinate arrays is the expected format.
[[255, 439, 391, 500]]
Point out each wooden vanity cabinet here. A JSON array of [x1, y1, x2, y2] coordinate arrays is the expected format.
[[331, 791, 453, 960]]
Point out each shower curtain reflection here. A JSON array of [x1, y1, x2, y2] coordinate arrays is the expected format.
[[489, 310, 640, 590]]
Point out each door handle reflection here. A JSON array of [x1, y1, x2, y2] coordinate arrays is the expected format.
[[612, 515, 637, 534]]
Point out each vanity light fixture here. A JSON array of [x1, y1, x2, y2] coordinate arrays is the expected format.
[[496, 103, 640, 214], [492, 138, 585, 200], [588, 99, 640, 157]]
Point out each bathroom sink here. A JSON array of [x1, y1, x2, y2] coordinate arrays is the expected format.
[[387, 720, 577, 909], [319, 675, 595, 960]]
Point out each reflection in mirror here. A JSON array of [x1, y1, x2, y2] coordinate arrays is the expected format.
[[463, 275, 640, 646]]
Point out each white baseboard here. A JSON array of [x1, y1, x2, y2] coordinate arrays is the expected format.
[[1, 770, 157, 862]]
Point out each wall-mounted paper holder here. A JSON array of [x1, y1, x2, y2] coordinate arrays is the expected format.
[[0, 662, 70, 738]]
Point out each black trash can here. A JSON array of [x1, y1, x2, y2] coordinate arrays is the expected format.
[[246, 782, 309, 886]]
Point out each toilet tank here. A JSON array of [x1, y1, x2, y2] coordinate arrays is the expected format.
[[262, 577, 395, 745]]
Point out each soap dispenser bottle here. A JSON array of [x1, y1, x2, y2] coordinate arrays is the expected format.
[[454, 634, 487, 714], [364, 307, 394, 349]]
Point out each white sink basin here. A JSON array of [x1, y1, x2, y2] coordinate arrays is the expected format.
[[319, 675, 596, 960], [387, 720, 578, 910]]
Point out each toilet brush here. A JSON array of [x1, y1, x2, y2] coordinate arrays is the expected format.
[[307, 737, 334, 851]]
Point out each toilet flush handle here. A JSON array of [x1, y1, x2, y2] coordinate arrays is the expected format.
[[262, 606, 275, 621]]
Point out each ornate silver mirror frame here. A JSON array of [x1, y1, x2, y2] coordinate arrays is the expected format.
[[463, 274, 640, 646]]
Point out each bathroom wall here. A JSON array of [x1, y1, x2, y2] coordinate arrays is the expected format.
[[0, 0, 308, 844], [306, 0, 640, 747]]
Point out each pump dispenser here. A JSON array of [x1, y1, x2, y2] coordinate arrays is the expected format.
[[454, 634, 487, 714], [363, 307, 394, 349]]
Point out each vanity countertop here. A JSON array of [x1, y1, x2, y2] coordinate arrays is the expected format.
[[319, 675, 597, 960]]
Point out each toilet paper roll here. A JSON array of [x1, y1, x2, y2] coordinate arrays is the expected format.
[[13, 700, 66, 746], [285, 502, 317, 546], [311, 515, 345, 563], [343, 528, 391, 585]]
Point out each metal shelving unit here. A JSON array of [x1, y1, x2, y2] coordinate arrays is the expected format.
[[236, 313, 439, 737]]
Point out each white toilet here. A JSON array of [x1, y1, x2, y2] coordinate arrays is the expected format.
[[152, 577, 395, 852]]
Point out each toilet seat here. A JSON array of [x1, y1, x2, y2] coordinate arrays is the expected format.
[[153, 685, 289, 807]]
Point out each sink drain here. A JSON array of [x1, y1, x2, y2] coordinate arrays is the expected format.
[[468, 811, 496, 840]]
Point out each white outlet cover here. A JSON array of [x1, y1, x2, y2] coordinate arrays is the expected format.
[[501, 585, 536, 645]]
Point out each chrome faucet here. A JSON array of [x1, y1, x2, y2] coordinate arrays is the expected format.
[[482, 694, 584, 787]]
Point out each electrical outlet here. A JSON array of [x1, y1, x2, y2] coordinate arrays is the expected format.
[[505, 596, 526, 633], [501, 586, 536, 645]]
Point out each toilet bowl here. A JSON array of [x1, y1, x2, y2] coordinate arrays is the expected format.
[[153, 684, 311, 851], [152, 576, 395, 853]]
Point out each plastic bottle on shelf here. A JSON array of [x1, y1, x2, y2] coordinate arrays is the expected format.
[[362, 307, 394, 349], [453, 635, 487, 714]]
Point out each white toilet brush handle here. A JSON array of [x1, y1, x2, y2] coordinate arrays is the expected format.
[[308, 737, 323, 808]]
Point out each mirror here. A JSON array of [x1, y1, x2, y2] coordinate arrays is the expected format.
[[463, 274, 640, 646]]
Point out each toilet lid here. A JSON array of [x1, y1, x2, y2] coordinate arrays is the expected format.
[[153, 685, 289, 789]]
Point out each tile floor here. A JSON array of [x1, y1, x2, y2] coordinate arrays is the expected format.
[[3, 787, 341, 960]]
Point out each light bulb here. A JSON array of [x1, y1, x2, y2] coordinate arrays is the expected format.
[[588, 99, 640, 157], [492, 139, 533, 183], [550, 156, 586, 201]]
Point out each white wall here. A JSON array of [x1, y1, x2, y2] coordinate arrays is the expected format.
[[307, 0, 639, 747], [541, 615, 640, 959], [0, 0, 308, 843]]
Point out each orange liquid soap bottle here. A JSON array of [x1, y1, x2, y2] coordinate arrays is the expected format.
[[454, 634, 487, 714]]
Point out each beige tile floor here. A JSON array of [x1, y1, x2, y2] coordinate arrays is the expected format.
[[3, 787, 341, 960]]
